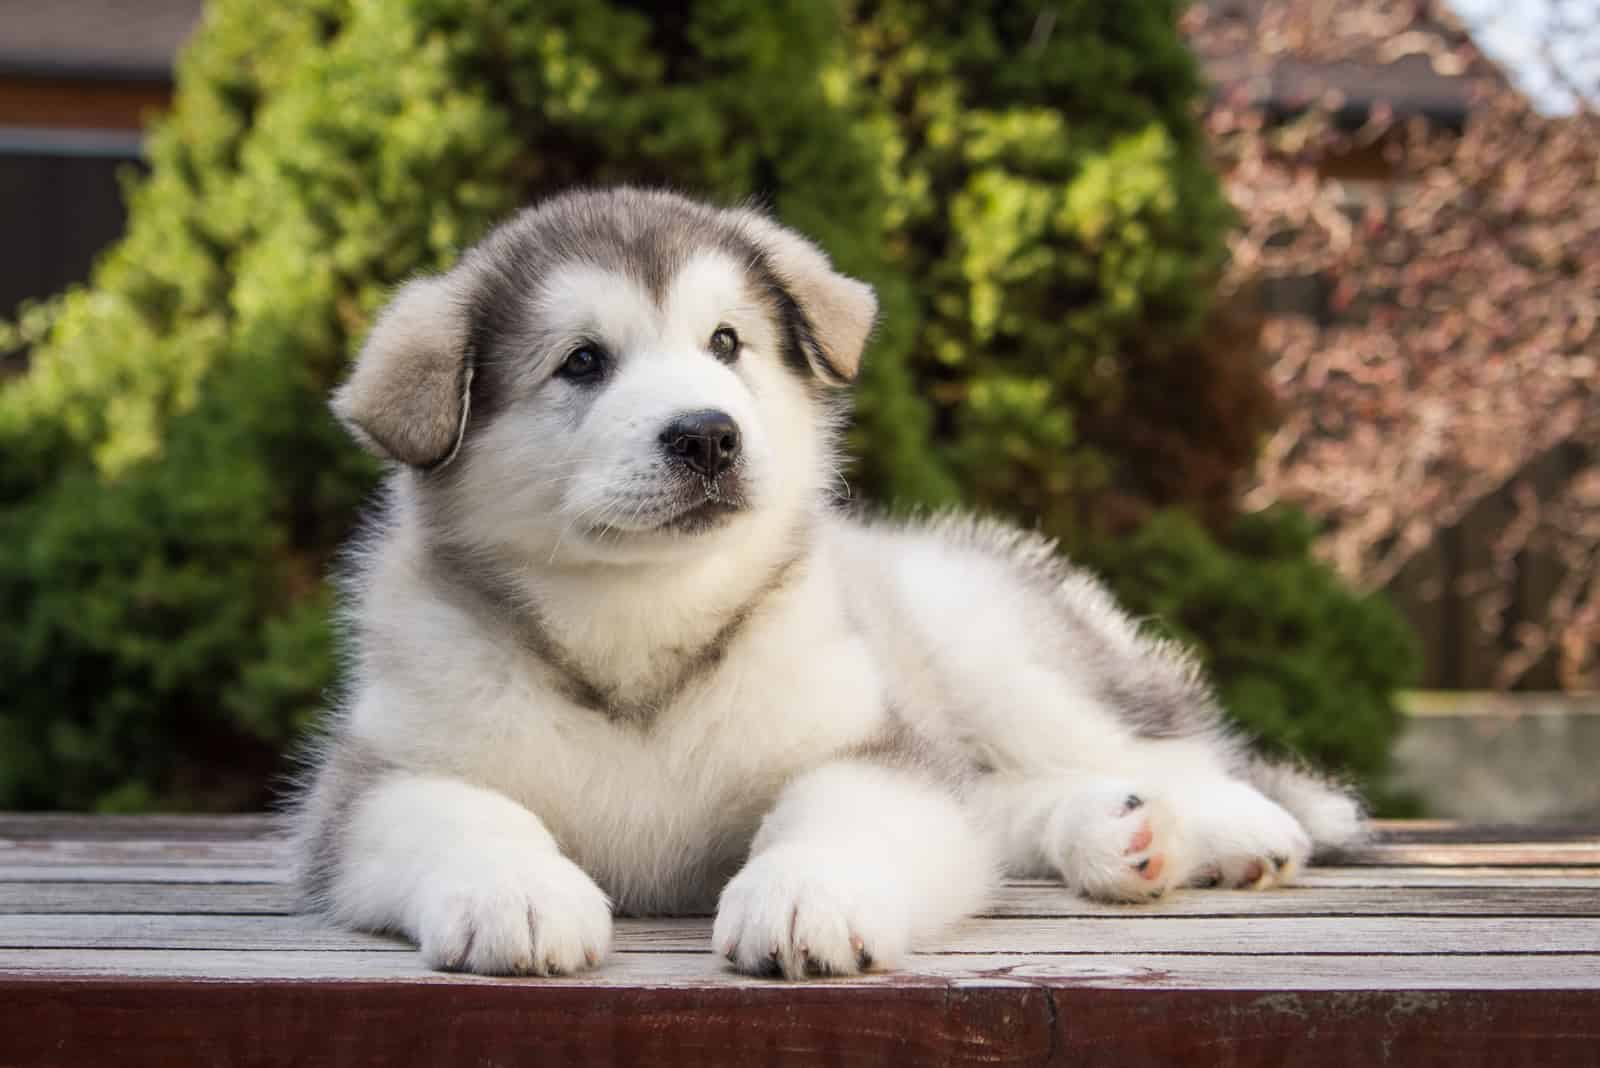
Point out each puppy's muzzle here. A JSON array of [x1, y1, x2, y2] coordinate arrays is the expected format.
[[660, 410, 741, 478]]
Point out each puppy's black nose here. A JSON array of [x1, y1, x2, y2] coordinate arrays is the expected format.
[[660, 410, 741, 478]]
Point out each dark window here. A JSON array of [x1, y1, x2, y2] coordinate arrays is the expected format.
[[0, 147, 140, 320]]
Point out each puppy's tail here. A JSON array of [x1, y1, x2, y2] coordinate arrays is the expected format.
[[1242, 755, 1369, 854]]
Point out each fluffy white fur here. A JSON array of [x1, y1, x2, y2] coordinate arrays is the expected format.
[[294, 188, 1363, 980]]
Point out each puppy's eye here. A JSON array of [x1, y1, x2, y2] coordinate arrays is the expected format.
[[709, 326, 740, 363], [556, 346, 605, 382]]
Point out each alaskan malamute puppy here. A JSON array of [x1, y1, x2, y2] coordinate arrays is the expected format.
[[294, 188, 1362, 978]]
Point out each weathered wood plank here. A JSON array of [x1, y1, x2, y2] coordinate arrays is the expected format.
[[1366, 821, 1600, 844], [0, 814, 280, 840], [1295, 866, 1600, 888], [1328, 841, 1600, 866], [7, 880, 1597, 918], [6, 912, 1598, 956], [0, 882, 299, 914], [0, 838, 289, 866], [986, 883, 1600, 917], [0, 865, 290, 883], [0, 913, 406, 951], [3, 948, 1598, 988]]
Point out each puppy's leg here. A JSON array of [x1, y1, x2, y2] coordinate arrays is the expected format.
[[323, 774, 612, 975], [713, 761, 995, 978], [935, 545, 1352, 898], [973, 767, 1322, 900]]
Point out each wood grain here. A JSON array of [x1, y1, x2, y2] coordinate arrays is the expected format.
[[0, 864, 289, 883], [7, 880, 1597, 917], [6, 912, 1600, 956], [0, 814, 280, 840], [0, 961, 1596, 1068], [1327, 841, 1600, 866]]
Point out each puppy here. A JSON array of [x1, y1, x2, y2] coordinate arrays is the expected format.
[[292, 188, 1363, 979]]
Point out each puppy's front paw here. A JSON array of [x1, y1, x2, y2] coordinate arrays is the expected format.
[[416, 851, 613, 976], [713, 846, 909, 979], [1046, 781, 1185, 903]]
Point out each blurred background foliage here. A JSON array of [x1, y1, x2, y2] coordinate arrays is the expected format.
[[0, 0, 1416, 811]]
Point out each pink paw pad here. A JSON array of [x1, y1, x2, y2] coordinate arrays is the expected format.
[[1120, 795, 1167, 885]]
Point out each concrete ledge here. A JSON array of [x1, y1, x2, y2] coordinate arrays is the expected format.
[[1392, 692, 1600, 823]]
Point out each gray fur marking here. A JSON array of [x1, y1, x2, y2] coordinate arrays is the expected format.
[[840, 702, 980, 792], [928, 515, 1232, 745], [426, 539, 807, 725], [291, 737, 396, 909], [455, 188, 831, 420]]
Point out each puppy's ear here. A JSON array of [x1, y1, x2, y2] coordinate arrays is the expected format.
[[741, 215, 878, 385], [332, 275, 473, 468]]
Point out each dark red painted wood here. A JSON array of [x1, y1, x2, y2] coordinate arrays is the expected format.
[[1, 978, 1595, 1067]]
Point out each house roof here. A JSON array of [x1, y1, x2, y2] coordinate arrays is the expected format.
[[0, 0, 204, 82], [1201, 51, 1473, 128], [1187, 0, 1510, 127]]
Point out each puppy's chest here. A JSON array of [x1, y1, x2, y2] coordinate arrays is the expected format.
[[498, 638, 887, 910], [526, 735, 782, 911]]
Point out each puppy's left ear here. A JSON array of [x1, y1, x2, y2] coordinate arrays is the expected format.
[[332, 274, 473, 469], [741, 214, 878, 385]]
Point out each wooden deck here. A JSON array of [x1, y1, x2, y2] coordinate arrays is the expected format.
[[1, 816, 1596, 1066]]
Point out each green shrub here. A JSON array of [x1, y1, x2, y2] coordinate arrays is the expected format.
[[845, 0, 1249, 531], [0, 0, 1415, 810]]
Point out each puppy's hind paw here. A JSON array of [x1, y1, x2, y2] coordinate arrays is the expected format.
[[1187, 851, 1297, 890], [1182, 779, 1314, 892]]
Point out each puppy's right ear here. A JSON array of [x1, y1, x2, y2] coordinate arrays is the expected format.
[[332, 275, 472, 469]]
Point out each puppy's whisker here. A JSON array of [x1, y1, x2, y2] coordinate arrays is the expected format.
[[824, 463, 853, 502], [548, 490, 616, 563], [536, 429, 608, 564]]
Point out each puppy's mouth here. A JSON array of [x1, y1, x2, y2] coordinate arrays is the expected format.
[[585, 476, 749, 539], [660, 495, 743, 534]]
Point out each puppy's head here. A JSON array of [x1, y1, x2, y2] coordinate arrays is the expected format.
[[333, 188, 876, 563]]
